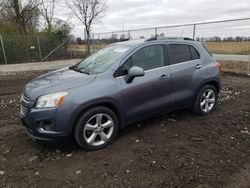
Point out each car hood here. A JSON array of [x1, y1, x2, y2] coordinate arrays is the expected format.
[[24, 68, 96, 100]]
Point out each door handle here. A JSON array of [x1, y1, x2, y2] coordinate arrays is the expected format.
[[159, 74, 170, 80], [196, 64, 202, 69]]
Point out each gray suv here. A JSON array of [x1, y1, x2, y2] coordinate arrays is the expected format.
[[20, 37, 221, 150]]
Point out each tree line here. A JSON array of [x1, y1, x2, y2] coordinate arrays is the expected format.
[[197, 36, 250, 42], [75, 34, 250, 45]]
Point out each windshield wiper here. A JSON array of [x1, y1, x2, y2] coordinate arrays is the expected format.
[[69, 66, 89, 75], [76, 69, 90, 75]]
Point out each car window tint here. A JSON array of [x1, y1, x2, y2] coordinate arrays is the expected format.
[[169, 44, 192, 64], [123, 45, 164, 72], [189, 46, 200, 60]]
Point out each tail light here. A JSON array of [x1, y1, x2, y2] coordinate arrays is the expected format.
[[215, 62, 221, 73]]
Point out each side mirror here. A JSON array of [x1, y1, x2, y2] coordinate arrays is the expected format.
[[126, 66, 145, 83]]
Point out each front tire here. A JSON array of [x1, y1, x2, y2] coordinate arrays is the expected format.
[[193, 85, 218, 116], [74, 106, 119, 151]]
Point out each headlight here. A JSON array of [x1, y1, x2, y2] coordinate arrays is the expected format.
[[36, 92, 69, 109]]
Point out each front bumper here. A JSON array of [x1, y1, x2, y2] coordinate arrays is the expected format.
[[21, 117, 71, 145], [21, 118, 71, 145], [20, 94, 72, 145]]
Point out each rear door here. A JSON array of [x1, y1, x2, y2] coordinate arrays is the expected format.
[[167, 43, 201, 102], [118, 44, 171, 118]]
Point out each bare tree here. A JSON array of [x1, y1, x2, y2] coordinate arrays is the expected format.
[[0, 0, 40, 34], [39, 0, 55, 33], [65, 0, 107, 55], [25, 2, 40, 31]]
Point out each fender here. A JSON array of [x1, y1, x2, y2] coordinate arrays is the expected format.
[[196, 77, 221, 95], [67, 98, 125, 133]]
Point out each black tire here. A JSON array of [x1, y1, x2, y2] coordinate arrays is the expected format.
[[74, 106, 119, 151], [192, 84, 218, 116]]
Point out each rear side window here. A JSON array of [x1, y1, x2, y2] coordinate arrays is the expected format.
[[190, 46, 200, 60], [169, 44, 200, 65]]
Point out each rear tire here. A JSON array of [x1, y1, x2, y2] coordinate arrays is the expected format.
[[74, 106, 119, 151], [192, 85, 218, 116]]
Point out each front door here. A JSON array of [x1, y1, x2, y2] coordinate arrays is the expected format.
[[118, 44, 171, 118]]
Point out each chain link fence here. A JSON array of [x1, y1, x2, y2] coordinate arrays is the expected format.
[[1, 18, 250, 75], [0, 33, 84, 65], [92, 18, 250, 75]]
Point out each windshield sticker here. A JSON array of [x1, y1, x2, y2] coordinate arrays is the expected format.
[[114, 48, 128, 53]]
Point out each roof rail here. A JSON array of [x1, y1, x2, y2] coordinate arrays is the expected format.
[[144, 37, 157, 42], [183, 37, 194, 41], [144, 37, 194, 42]]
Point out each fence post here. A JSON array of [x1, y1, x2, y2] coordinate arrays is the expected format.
[[128, 30, 131, 39], [192, 24, 196, 40], [248, 54, 250, 76], [155, 27, 158, 37], [0, 35, 7, 64], [92, 34, 95, 52], [37, 34, 42, 62], [111, 32, 114, 43], [98, 34, 100, 46]]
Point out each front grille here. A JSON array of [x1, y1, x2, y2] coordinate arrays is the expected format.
[[20, 104, 28, 117], [20, 92, 31, 118], [21, 93, 30, 104]]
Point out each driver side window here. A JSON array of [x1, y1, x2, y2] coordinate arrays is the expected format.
[[121, 44, 164, 75]]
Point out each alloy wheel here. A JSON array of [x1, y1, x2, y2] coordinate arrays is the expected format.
[[83, 113, 114, 146], [200, 89, 216, 113]]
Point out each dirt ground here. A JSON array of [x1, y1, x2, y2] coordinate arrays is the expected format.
[[0, 71, 249, 188]]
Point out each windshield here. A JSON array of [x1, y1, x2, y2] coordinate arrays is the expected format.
[[75, 45, 131, 74]]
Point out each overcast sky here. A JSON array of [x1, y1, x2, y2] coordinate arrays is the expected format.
[[55, 0, 250, 38]]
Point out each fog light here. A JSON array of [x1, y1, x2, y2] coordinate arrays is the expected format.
[[38, 120, 54, 131]]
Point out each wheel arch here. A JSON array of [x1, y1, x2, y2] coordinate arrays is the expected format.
[[192, 79, 220, 115], [69, 100, 123, 136], [196, 78, 221, 94], [193, 78, 221, 106]]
